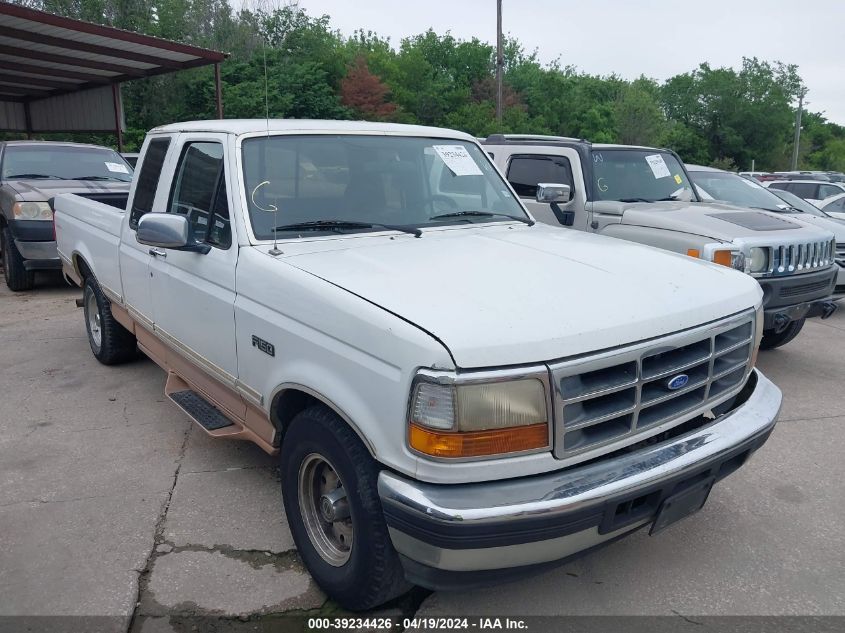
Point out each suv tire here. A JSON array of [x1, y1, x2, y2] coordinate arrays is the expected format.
[[2, 226, 35, 291], [761, 318, 805, 350]]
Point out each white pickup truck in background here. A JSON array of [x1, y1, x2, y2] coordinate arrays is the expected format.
[[55, 120, 782, 610]]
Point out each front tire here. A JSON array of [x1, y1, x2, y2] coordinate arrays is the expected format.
[[2, 226, 35, 292], [281, 405, 410, 610], [760, 318, 805, 350], [83, 276, 137, 364]]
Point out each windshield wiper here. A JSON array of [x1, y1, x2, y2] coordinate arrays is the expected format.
[[430, 210, 534, 226], [73, 175, 125, 181], [618, 197, 654, 203], [272, 220, 422, 237], [5, 173, 67, 180]]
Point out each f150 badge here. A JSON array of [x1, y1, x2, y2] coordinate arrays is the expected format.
[[667, 374, 689, 390], [251, 335, 275, 357]]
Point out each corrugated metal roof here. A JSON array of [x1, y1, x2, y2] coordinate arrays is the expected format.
[[0, 3, 226, 104]]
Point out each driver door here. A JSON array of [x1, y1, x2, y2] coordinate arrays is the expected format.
[[147, 134, 239, 381]]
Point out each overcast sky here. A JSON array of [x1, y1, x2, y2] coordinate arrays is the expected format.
[[295, 0, 845, 125]]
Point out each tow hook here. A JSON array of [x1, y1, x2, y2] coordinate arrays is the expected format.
[[821, 301, 838, 320], [772, 313, 791, 333]]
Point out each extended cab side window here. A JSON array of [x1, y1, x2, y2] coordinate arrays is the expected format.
[[506, 155, 574, 198], [129, 138, 170, 229], [167, 142, 231, 250]]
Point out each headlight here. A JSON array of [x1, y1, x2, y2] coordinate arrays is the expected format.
[[711, 249, 745, 271], [409, 375, 550, 458], [12, 201, 52, 221], [748, 247, 769, 274]]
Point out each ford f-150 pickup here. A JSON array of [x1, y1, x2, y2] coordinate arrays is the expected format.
[[483, 135, 838, 349], [55, 120, 782, 610]]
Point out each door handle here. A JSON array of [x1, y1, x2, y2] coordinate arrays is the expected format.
[[149, 248, 167, 258]]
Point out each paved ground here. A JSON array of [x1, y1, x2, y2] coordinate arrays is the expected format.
[[1, 272, 844, 629]]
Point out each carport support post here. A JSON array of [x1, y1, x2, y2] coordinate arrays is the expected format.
[[214, 62, 223, 119], [23, 101, 32, 139], [112, 83, 124, 153]]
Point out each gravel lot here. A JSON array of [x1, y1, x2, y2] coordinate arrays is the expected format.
[[1, 273, 843, 630]]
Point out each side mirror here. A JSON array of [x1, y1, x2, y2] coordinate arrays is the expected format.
[[136, 213, 210, 254], [536, 183, 572, 204]]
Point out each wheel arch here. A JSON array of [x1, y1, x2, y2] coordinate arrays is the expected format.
[[269, 383, 378, 458], [73, 252, 94, 281]]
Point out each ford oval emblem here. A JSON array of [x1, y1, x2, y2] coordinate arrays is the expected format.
[[667, 374, 689, 391]]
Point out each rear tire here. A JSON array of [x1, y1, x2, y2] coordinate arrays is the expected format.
[[281, 405, 410, 611], [2, 226, 35, 292], [83, 276, 137, 364], [760, 318, 805, 350]]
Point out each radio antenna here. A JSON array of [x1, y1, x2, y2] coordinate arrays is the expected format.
[[262, 37, 282, 256]]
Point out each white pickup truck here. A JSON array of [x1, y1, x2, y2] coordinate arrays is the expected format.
[[55, 120, 782, 610]]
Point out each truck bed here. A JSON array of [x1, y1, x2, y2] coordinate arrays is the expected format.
[[54, 193, 125, 298]]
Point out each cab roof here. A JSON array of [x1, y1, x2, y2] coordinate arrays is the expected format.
[[149, 119, 475, 140]]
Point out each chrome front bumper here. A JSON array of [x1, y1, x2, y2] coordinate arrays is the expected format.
[[378, 369, 781, 590]]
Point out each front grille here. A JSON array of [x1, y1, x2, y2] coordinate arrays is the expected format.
[[550, 312, 755, 461], [767, 240, 835, 276], [779, 279, 832, 298], [836, 243, 845, 268]]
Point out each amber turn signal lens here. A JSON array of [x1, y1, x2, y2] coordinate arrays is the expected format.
[[687, 248, 700, 258], [409, 423, 549, 458], [712, 250, 733, 267]]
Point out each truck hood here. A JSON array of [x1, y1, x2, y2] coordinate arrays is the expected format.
[[601, 200, 835, 243], [271, 224, 762, 368], [4, 178, 130, 202]]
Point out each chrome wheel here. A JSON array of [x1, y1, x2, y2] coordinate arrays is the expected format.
[[85, 290, 102, 349], [298, 453, 353, 566]]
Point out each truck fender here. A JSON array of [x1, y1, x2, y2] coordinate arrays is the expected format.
[[269, 382, 379, 458]]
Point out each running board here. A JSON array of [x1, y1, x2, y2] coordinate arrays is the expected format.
[[168, 390, 234, 431]]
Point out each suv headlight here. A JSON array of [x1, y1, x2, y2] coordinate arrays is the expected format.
[[12, 201, 52, 220], [748, 247, 770, 274], [409, 372, 550, 458]]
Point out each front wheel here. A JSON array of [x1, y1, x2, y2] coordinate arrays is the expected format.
[[760, 318, 805, 350], [281, 405, 410, 610], [2, 226, 35, 291]]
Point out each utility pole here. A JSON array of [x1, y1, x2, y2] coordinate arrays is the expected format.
[[791, 88, 807, 171], [495, 0, 503, 123]]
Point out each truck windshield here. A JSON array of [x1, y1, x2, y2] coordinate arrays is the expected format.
[[241, 135, 528, 239], [689, 170, 800, 213], [1, 145, 133, 182], [591, 149, 695, 203]]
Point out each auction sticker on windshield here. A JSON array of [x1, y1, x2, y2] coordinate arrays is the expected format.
[[433, 145, 483, 176], [105, 162, 130, 174], [645, 154, 671, 179]]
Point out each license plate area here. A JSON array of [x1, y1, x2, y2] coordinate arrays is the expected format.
[[650, 477, 714, 535]]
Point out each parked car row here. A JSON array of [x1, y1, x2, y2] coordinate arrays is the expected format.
[[741, 170, 845, 183], [5, 120, 834, 611], [482, 134, 839, 349]]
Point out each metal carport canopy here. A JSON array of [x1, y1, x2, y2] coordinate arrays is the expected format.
[[0, 3, 227, 148]]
